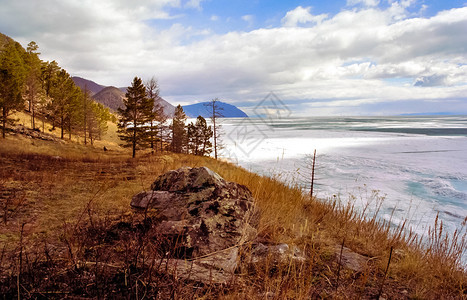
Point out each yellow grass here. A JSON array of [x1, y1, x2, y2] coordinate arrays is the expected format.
[[0, 111, 466, 298]]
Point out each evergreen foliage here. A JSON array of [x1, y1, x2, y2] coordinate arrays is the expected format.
[[117, 76, 154, 158], [0, 34, 113, 143], [171, 105, 187, 153], [25, 41, 43, 129], [0, 40, 27, 138], [187, 116, 213, 156]]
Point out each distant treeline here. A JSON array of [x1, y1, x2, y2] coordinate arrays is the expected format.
[[116, 76, 217, 158]]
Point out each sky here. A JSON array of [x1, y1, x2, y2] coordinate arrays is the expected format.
[[0, 0, 466, 116]]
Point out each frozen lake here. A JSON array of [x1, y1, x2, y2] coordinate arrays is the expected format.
[[219, 116, 467, 238]]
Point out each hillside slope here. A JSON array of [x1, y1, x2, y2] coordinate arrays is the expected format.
[[0, 112, 465, 299], [92, 86, 126, 111], [155, 96, 176, 117], [73, 76, 176, 116], [0, 32, 13, 49], [72, 76, 106, 95]]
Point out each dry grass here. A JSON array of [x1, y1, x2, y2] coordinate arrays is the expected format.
[[0, 114, 466, 299]]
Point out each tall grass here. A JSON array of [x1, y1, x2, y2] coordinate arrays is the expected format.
[[1, 122, 466, 298]]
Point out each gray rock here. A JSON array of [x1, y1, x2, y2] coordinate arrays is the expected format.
[[334, 245, 369, 273], [131, 167, 259, 283], [248, 243, 307, 266]]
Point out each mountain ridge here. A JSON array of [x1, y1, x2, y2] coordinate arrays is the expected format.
[[72, 76, 175, 117], [71, 76, 106, 96], [92, 86, 126, 111], [72, 77, 247, 118], [183, 101, 248, 118]]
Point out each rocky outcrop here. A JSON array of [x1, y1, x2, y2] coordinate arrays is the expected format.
[[13, 125, 62, 142], [131, 167, 259, 283], [130, 167, 373, 284]]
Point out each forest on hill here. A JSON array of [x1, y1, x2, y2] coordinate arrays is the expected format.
[[0, 33, 221, 158], [0, 32, 112, 144]]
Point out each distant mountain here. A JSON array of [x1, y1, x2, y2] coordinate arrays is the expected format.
[[183, 101, 248, 118], [92, 86, 126, 111], [155, 96, 175, 117], [72, 76, 106, 95], [400, 112, 458, 116], [72, 76, 175, 117]]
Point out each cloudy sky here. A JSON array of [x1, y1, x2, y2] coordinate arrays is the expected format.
[[1, 0, 466, 116]]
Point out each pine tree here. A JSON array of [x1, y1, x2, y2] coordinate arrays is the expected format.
[[0, 40, 27, 138], [64, 85, 82, 140], [49, 69, 75, 139], [25, 41, 42, 129], [86, 102, 110, 145], [118, 76, 154, 158], [171, 105, 187, 153], [41, 60, 59, 98], [187, 116, 212, 156], [81, 86, 92, 145]]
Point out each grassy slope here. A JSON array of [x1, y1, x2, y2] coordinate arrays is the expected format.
[[0, 112, 466, 299]]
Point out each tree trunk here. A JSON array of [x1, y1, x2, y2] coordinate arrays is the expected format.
[[150, 120, 154, 150], [132, 126, 137, 158], [32, 106, 35, 129], [213, 114, 217, 159], [83, 96, 87, 145], [60, 109, 64, 139], [202, 138, 206, 156], [30, 89, 35, 129], [160, 128, 164, 152], [2, 108, 6, 138], [68, 120, 72, 140]]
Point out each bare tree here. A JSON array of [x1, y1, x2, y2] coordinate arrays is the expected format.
[[204, 98, 223, 159], [145, 77, 165, 151]]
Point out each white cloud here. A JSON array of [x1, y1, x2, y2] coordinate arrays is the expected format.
[[281, 6, 328, 27], [0, 1, 466, 115], [414, 74, 447, 87], [210, 15, 219, 21], [184, 0, 204, 10], [347, 0, 380, 7], [242, 15, 254, 27]]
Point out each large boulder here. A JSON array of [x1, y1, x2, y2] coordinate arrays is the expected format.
[[131, 167, 259, 283]]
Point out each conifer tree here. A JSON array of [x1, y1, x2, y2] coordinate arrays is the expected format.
[[171, 105, 187, 153], [25, 41, 42, 129], [49, 69, 75, 138], [87, 102, 110, 145], [187, 116, 212, 156], [0, 40, 26, 138], [81, 86, 92, 145], [118, 76, 154, 158], [41, 60, 59, 98]]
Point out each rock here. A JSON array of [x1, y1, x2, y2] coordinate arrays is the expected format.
[[334, 245, 369, 273], [159, 258, 235, 284], [131, 167, 259, 283], [14, 125, 57, 142], [247, 242, 307, 267], [150, 166, 226, 192]]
